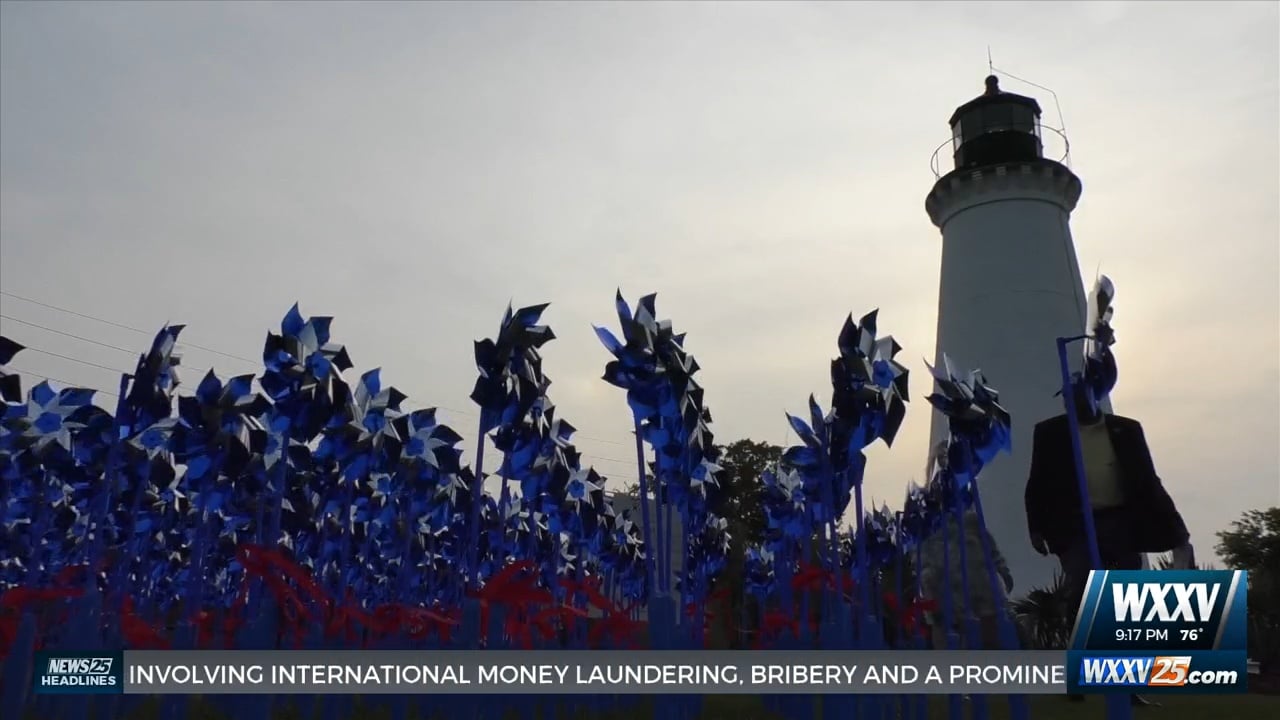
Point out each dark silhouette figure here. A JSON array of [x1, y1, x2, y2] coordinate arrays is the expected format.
[[1025, 385, 1191, 706]]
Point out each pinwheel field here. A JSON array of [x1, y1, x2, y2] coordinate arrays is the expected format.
[[5, 288, 1259, 720]]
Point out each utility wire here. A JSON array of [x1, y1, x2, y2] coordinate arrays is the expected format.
[[1, 291, 260, 366], [3, 311, 639, 471], [17, 344, 134, 375], [1, 314, 143, 356], [15, 341, 216, 381], [2, 293, 635, 450]]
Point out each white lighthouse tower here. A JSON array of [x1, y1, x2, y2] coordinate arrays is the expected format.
[[926, 75, 1088, 595]]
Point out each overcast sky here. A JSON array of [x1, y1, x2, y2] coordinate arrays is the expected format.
[[2, 1, 1277, 565]]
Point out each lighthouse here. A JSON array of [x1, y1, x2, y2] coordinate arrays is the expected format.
[[926, 75, 1088, 595]]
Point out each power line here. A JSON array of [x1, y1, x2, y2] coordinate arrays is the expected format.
[[2, 294, 637, 459], [1, 314, 142, 356], [18, 345, 131, 374], [3, 295, 635, 450], [17, 341, 214, 380], [1, 291, 260, 366]]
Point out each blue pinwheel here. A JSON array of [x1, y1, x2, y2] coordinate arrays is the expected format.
[[256, 305, 353, 552], [1080, 276, 1118, 412], [1, 381, 106, 581], [467, 303, 556, 593], [167, 371, 269, 617], [830, 310, 910, 455], [595, 292, 667, 421], [118, 325, 184, 436], [925, 355, 1011, 476], [860, 503, 899, 571], [925, 352, 1026, 720], [744, 545, 776, 600], [0, 335, 24, 404], [597, 291, 690, 610]]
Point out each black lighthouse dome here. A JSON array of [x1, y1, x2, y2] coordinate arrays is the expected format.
[[948, 75, 1044, 171]]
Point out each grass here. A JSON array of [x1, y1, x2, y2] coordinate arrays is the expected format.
[[22, 693, 1277, 720]]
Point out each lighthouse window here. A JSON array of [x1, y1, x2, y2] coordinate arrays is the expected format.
[[961, 111, 986, 142], [1011, 105, 1036, 133], [983, 104, 1013, 132]]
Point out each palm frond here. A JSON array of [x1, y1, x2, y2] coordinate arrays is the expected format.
[[1011, 571, 1076, 650]]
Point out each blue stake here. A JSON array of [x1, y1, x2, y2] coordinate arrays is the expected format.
[[1057, 335, 1132, 720]]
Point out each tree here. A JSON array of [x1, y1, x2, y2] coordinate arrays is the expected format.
[[605, 439, 781, 648], [706, 439, 782, 648], [1215, 507, 1280, 673], [607, 439, 780, 544], [615, 479, 641, 502], [1215, 508, 1280, 576], [709, 439, 782, 546]]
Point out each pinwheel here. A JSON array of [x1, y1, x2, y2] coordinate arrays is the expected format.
[[595, 292, 672, 601], [2, 381, 107, 586], [254, 307, 351, 560], [117, 325, 184, 434], [926, 353, 1026, 720], [6, 381, 101, 459], [1081, 275, 1118, 414], [925, 355, 1011, 473], [595, 292, 668, 419], [260, 305, 352, 439], [468, 303, 556, 596], [782, 396, 841, 524], [825, 311, 910, 663], [86, 328, 186, 618], [860, 504, 899, 572], [471, 303, 555, 435], [398, 408, 463, 469], [744, 545, 776, 603], [166, 372, 269, 623], [830, 310, 910, 454], [0, 336, 25, 404]]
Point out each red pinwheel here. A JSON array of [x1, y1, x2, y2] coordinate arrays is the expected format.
[[0, 584, 85, 653], [882, 591, 937, 641], [588, 609, 643, 650], [791, 561, 841, 594], [119, 597, 171, 649], [468, 560, 553, 646], [367, 604, 454, 643], [236, 545, 330, 645], [526, 603, 592, 646], [754, 610, 802, 649]]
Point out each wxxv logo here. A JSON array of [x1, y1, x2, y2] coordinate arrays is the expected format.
[[33, 651, 123, 694], [1078, 656, 1238, 687], [1066, 570, 1249, 694]]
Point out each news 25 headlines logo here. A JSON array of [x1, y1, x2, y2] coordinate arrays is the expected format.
[[33, 651, 124, 694], [1065, 570, 1249, 694]]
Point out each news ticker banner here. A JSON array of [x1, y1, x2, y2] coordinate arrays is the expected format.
[[33, 571, 1251, 697], [1066, 569, 1249, 694], [38, 650, 1068, 695]]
